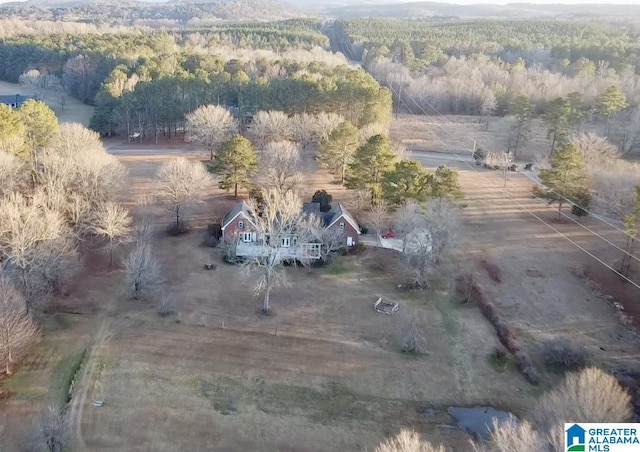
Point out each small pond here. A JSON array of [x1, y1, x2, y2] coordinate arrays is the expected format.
[[447, 406, 517, 440]]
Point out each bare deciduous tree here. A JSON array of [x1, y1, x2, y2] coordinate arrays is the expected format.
[[347, 189, 371, 223], [590, 163, 637, 219], [319, 225, 346, 262], [25, 405, 70, 452], [124, 243, 161, 301], [397, 200, 458, 288], [290, 113, 315, 149], [0, 275, 38, 375], [242, 189, 316, 314], [19, 70, 62, 102], [358, 122, 391, 145], [392, 141, 409, 161], [291, 112, 345, 149], [39, 123, 126, 239], [0, 151, 28, 197], [401, 316, 426, 354], [474, 367, 632, 452], [314, 112, 345, 143], [156, 158, 212, 233], [247, 111, 292, 148], [186, 105, 238, 160], [474, 419, 542, 452], [375, 429, 446, 452], [93, 202, 132, 265], [22, 236, 80, 302], [133, 196, 156, 245], [0, 192, 79, 309], [370, 199, 389, 245], [0, 136, 27, 159], [426, 199, 459, 266], [394, 201, 424, 253], [157, 292, 180, 317], [531, 367, 632, 434], [572, 132, 621, 170], [501, 152, 513, 187], [257, 141, 304, 194]]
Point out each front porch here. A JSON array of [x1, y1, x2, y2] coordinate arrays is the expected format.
[[234, 241, 321, 260]]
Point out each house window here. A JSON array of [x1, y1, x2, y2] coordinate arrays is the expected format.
[[339, 222, 345, 230], [238, 220, 244, 229], [242, 232, 252, 242], [281, 237, 291, 248], [292, 237, 298, 246]]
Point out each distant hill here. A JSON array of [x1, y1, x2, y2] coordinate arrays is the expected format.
[[285, 1, 640, 19], [0, 0, 307, 21]]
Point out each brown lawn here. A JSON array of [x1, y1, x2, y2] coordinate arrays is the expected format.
[[0, 80, 94, 126], [1, 118, 639, 451]]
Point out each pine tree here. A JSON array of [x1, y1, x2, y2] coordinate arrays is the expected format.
[[537, 143, 591, 221], [382, 160, 433, 205], [544, 97, 571, 153], [566, 92, 586, 133], [596, 86, 628, 136], [212, 134, 257, 198], [345, 134, 397, 203], [620, 186, 640, 275], [507, 95, 534, 156], [318, 122, 359, 183], [432, 166, 463, 199], [18, 100, 58, 166], [0, 104, 23, 140]]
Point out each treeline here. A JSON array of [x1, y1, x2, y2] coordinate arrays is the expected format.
[[0, 20, 332, 104], [0, 0, 306, 28], [91, 56, 391, 138], [336, 18, 640, 71], [331, 18, 640, 131]]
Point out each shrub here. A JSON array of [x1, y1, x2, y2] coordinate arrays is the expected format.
[[157, 293, 179, 317], [401, 321, 426, 355], [480, 259, 502, 283], [473, 281, 540, 385], [166, 220, 188, 236], [540, 340, 588, 372], [488, 346, 513, 373], [312, 189, 332, 212], [515, 352, 540, 385], [485, 418, 542, 452], [203, 224, 220, 247], [375, 429, 446, 452], [531, 367, 632, 433]]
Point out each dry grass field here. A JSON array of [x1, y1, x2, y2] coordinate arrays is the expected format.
[[0, 80, 94, 126], [1, 115, 640, 451], [391, 112, 640, 162]]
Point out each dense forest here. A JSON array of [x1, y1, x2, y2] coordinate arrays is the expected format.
[[0, 20, 389, 138], [329, 18, 640, 153], [337, 19, 640, 70], [4, 9, 640, 150], [0, 0, 305, 27]]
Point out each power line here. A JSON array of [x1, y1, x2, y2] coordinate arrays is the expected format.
[[388, 76, 639, 243], [385, 79, 640, 289], [531, 191, 640, 267], [391, 77, 640, 254]]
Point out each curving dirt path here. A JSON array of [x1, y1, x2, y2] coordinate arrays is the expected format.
[[66, 300, 115, 451]]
